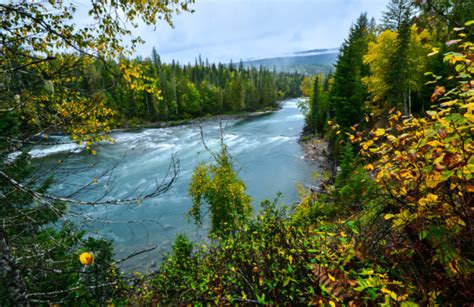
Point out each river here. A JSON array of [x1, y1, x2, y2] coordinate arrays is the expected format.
[[32, 98, 318, 271]]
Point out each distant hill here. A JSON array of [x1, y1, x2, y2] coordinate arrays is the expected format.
[[242, 50, 339, 75], [293, 48, 339, 55]]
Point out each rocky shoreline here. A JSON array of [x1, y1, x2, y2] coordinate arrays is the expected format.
[[299, 135, 336, 195], [300, 136, 332, 170]]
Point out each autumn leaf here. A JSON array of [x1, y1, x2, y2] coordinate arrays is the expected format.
[[374, 128, 385, 136]]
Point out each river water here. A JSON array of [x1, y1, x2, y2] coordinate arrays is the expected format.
[[33, 98, 318, 271]]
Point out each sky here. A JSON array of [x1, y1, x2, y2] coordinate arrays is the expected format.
[[132, 0, 389, 63]]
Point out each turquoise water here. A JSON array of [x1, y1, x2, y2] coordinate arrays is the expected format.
[[33, 98, 318, 271]]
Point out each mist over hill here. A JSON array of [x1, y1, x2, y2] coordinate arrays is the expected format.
[[241, 49, 338, 75]]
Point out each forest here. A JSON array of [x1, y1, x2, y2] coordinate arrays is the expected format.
[[0, 0, 473, 305], [80, 54, 304, 124]]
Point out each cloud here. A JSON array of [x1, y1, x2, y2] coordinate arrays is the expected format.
[[131, 0, 389, 63]]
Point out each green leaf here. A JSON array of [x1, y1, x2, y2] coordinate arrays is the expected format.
[[419, 230, 428, 240], [442, 170, 454, 181], [256, 293, 266, 304], [464, 20, 474, 26]]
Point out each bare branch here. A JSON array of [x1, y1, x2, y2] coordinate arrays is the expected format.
[[0, 156, 180, 205]]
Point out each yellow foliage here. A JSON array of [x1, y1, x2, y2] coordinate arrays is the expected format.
[[119, 60, 162, 99], [300, 76, 315, 97], [354, 31, 473, 278], [363, 30, 398, 110], [363, 26, 432, 113]]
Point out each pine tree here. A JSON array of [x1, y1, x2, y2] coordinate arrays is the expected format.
[[382, 0, 415, 114], [307, 76, 320, 133], [151, 47, 162, 69], [381, 0, 414, 31], [329, 13, 371, 129]]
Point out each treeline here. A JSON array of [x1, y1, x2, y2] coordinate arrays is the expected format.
[[80, 51, 304, 124]]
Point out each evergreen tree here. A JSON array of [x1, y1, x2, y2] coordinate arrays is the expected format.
[[151, 47, 162, 69], [329, 13, 371, 129], [383, 0, 415, 114], [308, 76, 320, 133], [381, 0, 414, 31]]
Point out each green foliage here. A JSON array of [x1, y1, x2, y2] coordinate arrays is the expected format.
[[133, 200, 411, 305], [328, 13, 372, 129], [335, 142, 355, 189], [141, 234, 197, 302], [307, 76, 321, 133], [415, 0, 474, 36], [381, 0, 414, 32], [189, 141, 252, 238], [301, 74, 330, 135]]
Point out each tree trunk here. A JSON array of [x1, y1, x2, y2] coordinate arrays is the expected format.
[[408, 88, 412, 115]]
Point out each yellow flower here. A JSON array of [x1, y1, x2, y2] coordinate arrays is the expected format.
[[80, 252, 94, 265]]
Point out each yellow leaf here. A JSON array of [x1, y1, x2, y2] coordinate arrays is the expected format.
[[428, 47, 440, 57], [419, 193, 438, 206], [374, 128, 385, 136], [426, 172, 442, 188], [448, 261, 458, 274], [328, 273, 336, 282], [381, 288, 391, 295]]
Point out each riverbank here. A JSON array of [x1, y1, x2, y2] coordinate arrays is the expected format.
[[111, 106, 281, 133], [138, 110, 275, 129], [299, 134, 336, 196], [299, 135, 331, 170]]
